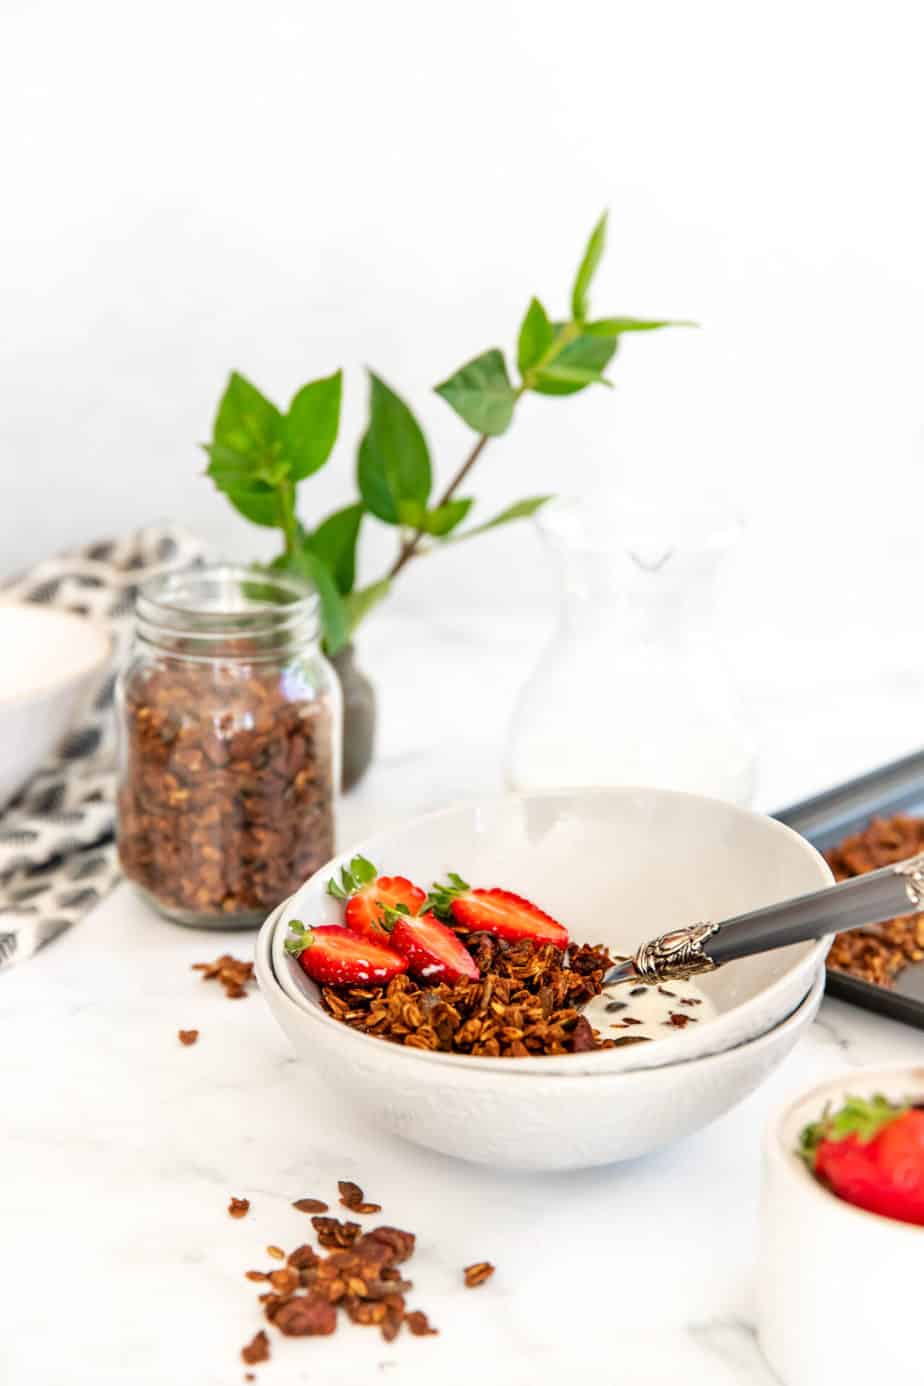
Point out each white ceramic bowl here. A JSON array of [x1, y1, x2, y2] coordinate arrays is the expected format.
[[758, 1066, 924, 1384], [257, 903, 824, 1170], [0, 603, 110, 809], [272, 789, 833, 1075]]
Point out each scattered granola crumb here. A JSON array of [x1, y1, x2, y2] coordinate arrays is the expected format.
[[311, 1215, 361, 1248], [178, 1029, 199, 1046], [292, 1197, 329, 1213], [266, 1245, 285, 1261], [228, 1197, 250, 1219], [463, 1261, 495, 1288], [241, 1329, 270, 1365], [245, 1270, 268, 1283], [338, 1180, 382, 1214], [268, 1267, 299, 1294], [666, 1012, 693, 1028], [273, 1293, 337, 1337], [406, 1310, 438, 1335], [193, 955, 256, 1000]]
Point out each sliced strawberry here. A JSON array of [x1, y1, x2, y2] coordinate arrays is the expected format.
[[800, 1095, 924, 1227], [285, 922, 407, 986], [426, 874, 569, 949], [387, 909, 480, 984], [327, 856, 426, 942]]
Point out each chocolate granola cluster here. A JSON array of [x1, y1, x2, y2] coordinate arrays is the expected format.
[[319, 934, 623, 1056]]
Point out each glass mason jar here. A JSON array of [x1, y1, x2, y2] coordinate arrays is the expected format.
[[506, 495, 757, 806], [116, 565, 340, 927]]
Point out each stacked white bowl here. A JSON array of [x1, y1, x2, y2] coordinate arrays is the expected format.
[[255, 788, 833, 1171]]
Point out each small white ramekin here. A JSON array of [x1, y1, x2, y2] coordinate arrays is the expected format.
[[758, 1066, 924, 1385]]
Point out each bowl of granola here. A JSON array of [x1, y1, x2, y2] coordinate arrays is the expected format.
[[268, 789, 832, 1076], [256, 908, 825, 1169]]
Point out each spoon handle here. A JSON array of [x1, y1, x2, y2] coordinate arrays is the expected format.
[[708, 852, 924, 964], [610, 851, 924, 986]]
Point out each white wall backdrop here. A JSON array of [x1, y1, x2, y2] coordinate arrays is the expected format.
[[2, 0, 923, 650]]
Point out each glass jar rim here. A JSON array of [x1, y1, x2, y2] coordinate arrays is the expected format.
[[135, 563, 320, 651]]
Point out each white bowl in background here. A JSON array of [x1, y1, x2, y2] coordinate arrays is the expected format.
[[0, 603, 110, 808], [758, 1066, 924, 1385], [272, 789, 833, 1075], [256, 903, 825, 1170]]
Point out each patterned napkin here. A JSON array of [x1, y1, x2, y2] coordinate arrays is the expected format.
[[0, 527, 208, 966]]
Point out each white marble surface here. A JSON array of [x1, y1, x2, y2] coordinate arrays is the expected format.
[[5, 598, 924, 1386]]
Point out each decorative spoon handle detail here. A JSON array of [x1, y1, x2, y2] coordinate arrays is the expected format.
[[604, 850, 924, 987]]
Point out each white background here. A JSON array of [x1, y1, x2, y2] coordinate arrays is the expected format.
[[3, 0, 924, 787]]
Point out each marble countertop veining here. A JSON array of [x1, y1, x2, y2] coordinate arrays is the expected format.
[[5, 599, 924, 1386]]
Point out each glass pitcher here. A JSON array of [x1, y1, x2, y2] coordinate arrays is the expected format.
[[505, 495, 757, 805]]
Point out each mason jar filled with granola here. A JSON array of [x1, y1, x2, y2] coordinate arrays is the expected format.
[[116, 565, 339, 927]]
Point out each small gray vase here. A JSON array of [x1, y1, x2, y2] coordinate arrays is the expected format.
[[330, 643, 376, 791]]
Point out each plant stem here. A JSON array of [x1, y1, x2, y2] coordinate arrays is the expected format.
[[386, 385, 528, 580], [277, 482, 299, 558]]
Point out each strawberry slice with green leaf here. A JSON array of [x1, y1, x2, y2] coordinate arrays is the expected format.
[[799, 1094, 924, 1227], [425, 874, 569, 949], [327, 856, 426, 942], [379, 904, 480, 984], [285, 921, 407, 986]]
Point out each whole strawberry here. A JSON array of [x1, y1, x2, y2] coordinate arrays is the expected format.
[[799, 1094, 924, 1227]]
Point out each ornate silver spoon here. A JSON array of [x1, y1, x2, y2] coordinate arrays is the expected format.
[[601, 850, 924, 987]]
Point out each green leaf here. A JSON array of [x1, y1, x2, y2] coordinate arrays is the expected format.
[[285, 921, 313, 956], [343, 579, 391, 635], [273, 546, 349, 655], [531, 326, 619, 396], [423, 871, 471, 919], [435, 349, 517, 437], [350, 855, 377, 885], [421, 498, 473, 536], [517, 297, 554, 375], [571, 211, 608, 322], [357, 373, 432, 524], [396, 498, 427, 529], [284, 370, 343, 481], [203, 445, 281, 527], [452, 495, 551, 542], [533, 364, 613, 390], [584, 317, 694, 337], [213, 372, 283, 461], [306, 503, 364, 595]]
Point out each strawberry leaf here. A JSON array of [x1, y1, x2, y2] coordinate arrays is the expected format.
[[798, 1094, 907, 1166], [327, 856, 378, 900], [350, 856, 377, 886], [285, 920, 313, 955], [424, 872, 470, 919]]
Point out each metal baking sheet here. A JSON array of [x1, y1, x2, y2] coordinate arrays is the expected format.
[[774, 749, 924, 1030]]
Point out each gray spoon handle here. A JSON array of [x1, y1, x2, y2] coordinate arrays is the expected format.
[[708, 854, 924, 964], [610, 851, 924, 986]]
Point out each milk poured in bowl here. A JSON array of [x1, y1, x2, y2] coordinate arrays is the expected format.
[[583, 975, 719, 1043]]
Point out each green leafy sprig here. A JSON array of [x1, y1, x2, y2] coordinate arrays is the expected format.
[[204, 212, 691, 653]]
